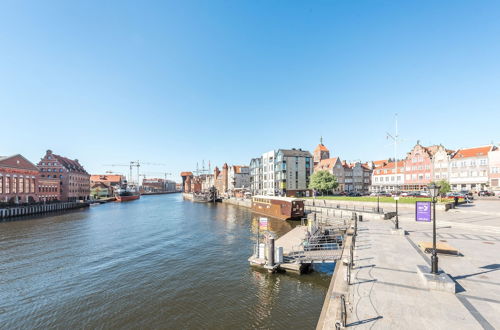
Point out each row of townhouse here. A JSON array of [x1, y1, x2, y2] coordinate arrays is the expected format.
[[0, 149, 90, 204], [313, 142, 373, 193], [181, 163, 250, 197], [372, 142, 500, 193], [250, 148, 313, 197]]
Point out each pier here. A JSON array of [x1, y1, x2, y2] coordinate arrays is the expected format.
[[0, 202, 89, 220]]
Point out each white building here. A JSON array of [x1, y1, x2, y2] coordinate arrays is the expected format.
[[371, 161, 405, 192], [449, 145, 496, 192], [227, 165, 250, 193]]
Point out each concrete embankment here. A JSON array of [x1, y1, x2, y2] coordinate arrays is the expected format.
[[0, 202, 89, 220], [305, 199, 386, 221], [222, 198, 251, 208]]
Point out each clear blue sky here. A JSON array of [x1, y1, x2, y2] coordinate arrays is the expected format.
[[1, 1, 499, 181]]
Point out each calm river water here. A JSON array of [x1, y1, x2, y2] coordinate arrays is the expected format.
[[0, 194, 330, 329]]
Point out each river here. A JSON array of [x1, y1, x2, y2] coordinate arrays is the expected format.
[[0, 194, 330, 329]]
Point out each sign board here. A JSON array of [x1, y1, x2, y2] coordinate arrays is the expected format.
[[259, 217, 268, 230], [415, 201, 431, 222], [394, 196, 400, 201]]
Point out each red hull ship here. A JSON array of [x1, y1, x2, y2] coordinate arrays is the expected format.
[[115, 186, 141, 202], [115, 194, 140, 202]]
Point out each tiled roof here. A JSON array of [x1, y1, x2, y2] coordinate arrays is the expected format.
[[180, 172, 193, 176], [314, 144, 329, 152], [452, 146, 495, 159], [52, 154, 88, 174], [90, 175, 123, 183], [372, 160, 388, 167], [279, 149, 313, 157], [373, 161, 405, 175], [315, 157, 339, 170]]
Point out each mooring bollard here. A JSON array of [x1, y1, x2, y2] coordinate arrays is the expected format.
[[358, 214, 363, 222], [266, 236, 275, 268]]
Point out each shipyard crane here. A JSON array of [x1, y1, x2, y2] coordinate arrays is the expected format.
[[142, 171, 173, 180], [103, 161, 167, 185]]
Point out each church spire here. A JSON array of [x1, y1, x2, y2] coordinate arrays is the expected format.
[[320, 136, 323, 145]]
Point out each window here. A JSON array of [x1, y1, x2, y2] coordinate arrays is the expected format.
[[0, 176, 2, 194], [480, 159, 487, 166], [12, 177, 17, 193]]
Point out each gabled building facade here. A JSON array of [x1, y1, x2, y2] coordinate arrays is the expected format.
[[37, 150, 90, 202]]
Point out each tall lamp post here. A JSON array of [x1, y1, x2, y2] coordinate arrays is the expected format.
[[377, 193, 380, 213], [394, 192, 399, 229], [429, 183, 440, 274]]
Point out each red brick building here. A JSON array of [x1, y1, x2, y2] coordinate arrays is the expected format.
[[37, 150, 90, 202], [0, 154, 39, 204], [38, 177, 60, 202]]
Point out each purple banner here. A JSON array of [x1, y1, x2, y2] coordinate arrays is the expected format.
[[416, 201, 431, 222]]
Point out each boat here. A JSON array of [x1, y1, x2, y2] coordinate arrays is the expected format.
[[251, 195, 305, 220], [115, 186, 141, 202]]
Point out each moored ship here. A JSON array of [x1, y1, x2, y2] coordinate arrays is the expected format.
[[115, 186, 141, 202]]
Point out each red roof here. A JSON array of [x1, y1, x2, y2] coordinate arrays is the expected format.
[[373, 161, 405, 175], [52, 154, 88, 173], [372, 160, 388, 168], [180, 172, 193, 176], [90, 174, 124, 183], [314, 144, 329, 152], [315, 157, 339, 170], [452, 146, 494, 159]]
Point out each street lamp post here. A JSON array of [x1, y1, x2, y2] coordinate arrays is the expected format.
[[395, 195, 399, 229], [429, 183, 440, 274], [377, 193, 380, 213]]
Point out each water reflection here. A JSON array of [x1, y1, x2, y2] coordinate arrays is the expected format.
[[0, 195, 329, 329]]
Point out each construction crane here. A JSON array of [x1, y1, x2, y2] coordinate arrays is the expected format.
[[142, 171, 173, 181], [103, 161, 168, 185]]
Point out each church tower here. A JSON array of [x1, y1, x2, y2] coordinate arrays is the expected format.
[[313, 137, 330, 166]]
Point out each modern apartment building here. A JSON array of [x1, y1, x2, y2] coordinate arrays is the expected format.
[[252, 148, 313, 197], [449, 145, 496, 192], [249, 158, 263, 195]]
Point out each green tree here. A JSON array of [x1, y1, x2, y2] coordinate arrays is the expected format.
[[309, 170, 339, 195], [430, 179, 451, 196]]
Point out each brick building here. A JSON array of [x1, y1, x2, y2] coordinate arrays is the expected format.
[[0, 154, 39, 204], [403, 143, 434, 190], [38, 177, 60, 202], [37, 150, 90, 202]]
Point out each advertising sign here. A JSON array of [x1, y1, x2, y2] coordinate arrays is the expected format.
[[415, 201, 431, 222], [259, 217, 268, 230]]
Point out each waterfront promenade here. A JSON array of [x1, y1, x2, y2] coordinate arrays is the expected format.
[[319, 201, 500, 329]]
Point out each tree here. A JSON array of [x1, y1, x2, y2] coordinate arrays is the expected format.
[[308, 170, 339, 195], [430, 179, 451, 196]]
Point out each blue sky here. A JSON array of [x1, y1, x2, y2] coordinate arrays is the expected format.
[[1, 1, 499, 181]]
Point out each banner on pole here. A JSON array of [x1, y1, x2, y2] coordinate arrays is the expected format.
[[415, 201, 431, 222]]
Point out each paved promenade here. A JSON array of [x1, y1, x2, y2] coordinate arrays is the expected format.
[[333, 201, 500, 329]]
